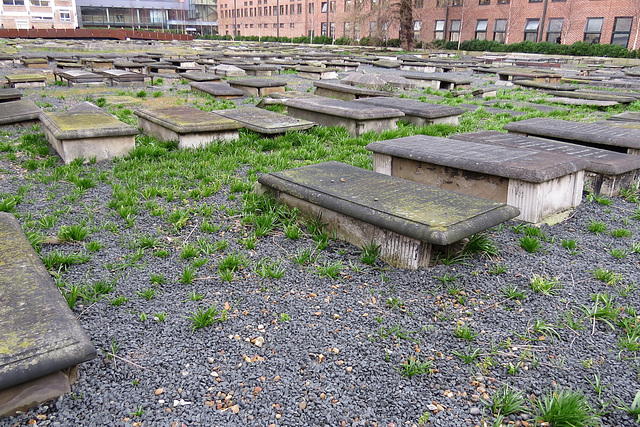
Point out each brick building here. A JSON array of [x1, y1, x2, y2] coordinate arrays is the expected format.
[[1, 0, 78, 29], [217, 0, 640, 50]]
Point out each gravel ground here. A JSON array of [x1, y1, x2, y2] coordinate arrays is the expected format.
[[1, 52, 640, 427]]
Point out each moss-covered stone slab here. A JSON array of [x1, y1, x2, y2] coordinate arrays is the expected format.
[[313, 81, 391, 101], [0, 213, 96, 415], [189, 82, 246, 99], [179, 72, 221, 82], [228, 79, 287, 97], [401, 72, 472, 90], [213, 107, 315, 135], [284, 97, 404, 136], [135, 106, 241, 148], [367, 135, 586, 223], [211, 64, 246, 77], [452, 130, 640, 197], [101, 95, 144, 106], [54, 70, 104, 86], [504, 118, 640, 155], [512, 80, 577, 91], [0, 88, 22, 103], [608, 111, 640, 123], [100, 69, 147, 86], [0, 100, 41, 125], [257, 161, 519, 268], [40, 102, 138, 164], [21, 58, 48, 69], [296, 66, 339, 80], [5, 74, 46, 88], [354, 97, 464, 126]]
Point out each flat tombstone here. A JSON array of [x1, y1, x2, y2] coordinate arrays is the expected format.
[[40, 102, 138, 164], [100, 69, 147, 86], [451, 130, 640, 197], [607, 111, 640, 123], [0, 213, 96, 416], [238, 64, 279, 77], [189, 82, 246, 99], [512, 80, 576, 91], [483, 100, 569, 113], [401, 72, 472, 90], [228, 79, 287, 97], [257, 161, 519, 269], [296, 66, 339, 80], [284, 97, 404, 137], [0, 100, 41, 125], [353, 97, 464, 126], [459, 104, 526, 117], [313, 81, 392, 101], [0, 88, 22, 103], [545, 90, 636, 104], [212, 64, 246, 77], [55, 70, 104, 86], [135, 106, 241, 148], [5, 74, 46, 89], [101, 95, 144, 107], [21, 58, 48, 69], [213, 107, 315, 135], [179, 72, 221, 82], [366, 135, 587, 223], [503, 117, 640, 155]]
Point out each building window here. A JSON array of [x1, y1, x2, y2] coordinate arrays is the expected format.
[[3, 0, 25, 5], [290, 22, 295, 28], [436, 0, 447, 5], [479, 0, 489, 4], [452, 0, 462, 5], [475, 19, 487, 39], [494, 19, 506, 42], [321, 1, 327, 11], [370, 20, 377, 35], [529, 0, 541, 2], [354, 22, 360, 39], [611, 17, 632, 47], [30, 0, 49, 5], [413, 20, 422, 40], [60, 10, 71, 21], [414, 0, 423, 8], [584, 17, 604, 43], [497, 0, 509, 3], [250, 23, 254, 27], [264, 23, 268, 27], [308, 2, 313, 12], [524, 18, 539, 41], [321, 21, 327, 36], [449, 20, 461, 41], [345, 0, 351, 11], [344, 22, 350, 37], [434, 20, 444, 39], [297, 3, 302, 13], [546, 18, 563, 42], [330, 22, 335, 38]]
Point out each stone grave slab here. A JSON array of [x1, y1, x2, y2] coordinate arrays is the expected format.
[[451, 130, 640, 197], [372, 60, 401, 69], [5, 74, 46, 89], [545, 90, 636, 104], [313, 81, 392, 101], [237, 64, 280, 77], [40, 102, 138, 164], [189, 82, 246, 99], [0, 88, 22, 103], [0, 213, 96, 416], [113, 61, 147, 73], [148, 62, 177, 74], [325, 61, 359, 72], [353, 97, 464, 126], [213, 107, 315, 135], [504, 118, 640, 155], [284, 97, 404, 137], [482, 100, 569, 113], [495, 68, 562, 83], [54, 70, 104, 87], [100, 69, 147, 86], [367, 135, 586, 223], [607, 111, 640, 123], [257, 161, 519, 269], [228, 79, 287, 97], [297, 66, 339, 80], [212, 64, 246, 77], [134, 106, 241, 148], [179, 72, 222, 82], [0, 100, 41, 125], [21, 58, 48, 69], [511, 80, 577, 91], [82, 58, 113, 69], [55, 61, 84, 70], [401, 72, 472, 90], [530, 96, 618, 107], [459, 104, 526, 117], [341, 72, 387, 89]]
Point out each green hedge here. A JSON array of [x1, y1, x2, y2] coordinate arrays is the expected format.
[[459, 38, 636, 58], [196, 33, 637, 57]]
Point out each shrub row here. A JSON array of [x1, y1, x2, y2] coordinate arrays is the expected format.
[[196, 33, 638, 58]]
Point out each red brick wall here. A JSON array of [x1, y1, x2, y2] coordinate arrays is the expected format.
[[217, 0, 640, 49]]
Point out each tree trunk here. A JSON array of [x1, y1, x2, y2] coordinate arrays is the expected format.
[[399, 0, 413, 50]]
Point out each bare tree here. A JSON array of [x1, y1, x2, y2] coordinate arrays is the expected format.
[[398, 0, 414, 50]]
